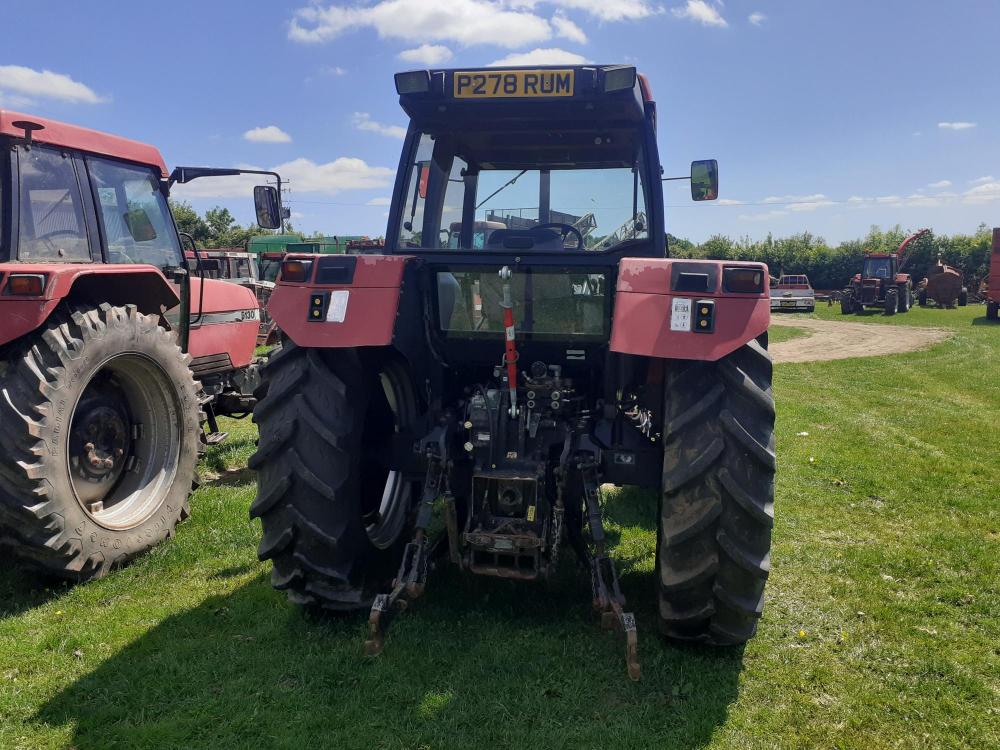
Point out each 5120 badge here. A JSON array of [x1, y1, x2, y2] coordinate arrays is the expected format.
[[453, 70, 575, 99]]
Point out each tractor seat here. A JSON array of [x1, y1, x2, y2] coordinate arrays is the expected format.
[[486, 227, 564, 252]]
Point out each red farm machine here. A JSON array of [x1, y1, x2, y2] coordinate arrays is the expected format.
[[0, 110, 282, 580], [986, 228, 999, 320], [841, 229, 927, 315], [251, 65, 776, 680]]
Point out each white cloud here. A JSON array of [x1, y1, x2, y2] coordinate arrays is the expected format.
[[366, 196, 392, 206], [489, 47, 590, 67], [552, 13, 588, 44], [969, 175, 994, 185], [716, 198, 744, 206], [0, 91, 35, 108], [847, 196, 867, 204], [788, 198, 835, 212], [739, 210, 788, 221], [352, 112, 407, 139], [762, 193, 827, 204], [289, 0, 552, 48], [672, 0, 727, 27], [963, 181, 1000, 205], [244, 125, 292, 143], [748, 11, 766, 25], [320, 65, 347, 76], [550, 0, 658, 22], [937, 121, 976, 130], [173, 157, 394, 200], [0, 64, 105, 104], [875, 195, 901, 204], [927, 179, 951, 189], [398, 44, 454, 65]]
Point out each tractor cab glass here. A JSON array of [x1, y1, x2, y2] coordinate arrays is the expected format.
[[15, 145, 93, 262], [863, 256, 893, 279], [87, 157, 183, 272], [398, 131, 648, 252], [0, 147, 10, 262]]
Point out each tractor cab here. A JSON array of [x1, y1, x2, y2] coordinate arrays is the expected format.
[[386, 65, 717, 367], [862, 254, 895, 281]]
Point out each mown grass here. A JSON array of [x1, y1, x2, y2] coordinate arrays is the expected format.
[[767, 323, 810, 344], [1, 306, 998, 749]]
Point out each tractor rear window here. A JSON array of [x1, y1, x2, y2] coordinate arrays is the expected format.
[[16, 146, 92, 262], [87, 157, 182, 272], [437, 268, 607, 339], [399, 131, 648, 253]]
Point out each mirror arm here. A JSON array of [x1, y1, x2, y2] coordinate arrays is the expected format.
[[662, 176, 691, 182]]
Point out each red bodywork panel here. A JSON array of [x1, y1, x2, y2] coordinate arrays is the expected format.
[[1, 110, 168, 176], [188, 278, 259, 369], [989, 228, 1000, 303], [610, 259, 770, 361], [0, 263, 178, 346], [0, 264, 258, 369], [268, 254, 410, 348]]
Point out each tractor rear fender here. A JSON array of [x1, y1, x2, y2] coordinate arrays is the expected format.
[[266, 254, 411, 348], [0, 263, 178, 347], [610, 258, 770, 362]]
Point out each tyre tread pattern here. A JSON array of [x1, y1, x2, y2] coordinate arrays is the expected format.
[[658, 340, 776, 644]]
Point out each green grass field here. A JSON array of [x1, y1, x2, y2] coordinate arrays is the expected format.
[[1, 306, 997, 750]]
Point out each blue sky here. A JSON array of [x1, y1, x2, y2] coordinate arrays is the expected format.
[[2, 0, 998, 243]]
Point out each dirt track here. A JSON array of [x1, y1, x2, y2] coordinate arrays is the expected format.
[[769, 316, 951, 364]]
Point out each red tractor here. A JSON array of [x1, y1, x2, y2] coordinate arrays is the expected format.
[[987, 228, 1000, 320], [252, 65, 776, 680], [0, 111, 282, 580], [841, 229, 927, 315]]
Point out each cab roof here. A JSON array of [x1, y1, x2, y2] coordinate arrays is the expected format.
[[0, 110, 169, 177], [396, 65, 652, 131]]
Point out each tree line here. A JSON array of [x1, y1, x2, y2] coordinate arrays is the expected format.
[[669, 224, 996, 290], [169, 200, 325, 249]]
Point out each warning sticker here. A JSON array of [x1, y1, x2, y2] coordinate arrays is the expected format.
[[325, 290, 350, 323], [670, 297, 693, 332]]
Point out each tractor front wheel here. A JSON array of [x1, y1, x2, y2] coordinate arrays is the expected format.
[[987, 301, 999, 321], [657, 340, 776, 644], [0, 304, 200, 580], [898, 288, 911, 313], [884, 290, 898, 316], [958, 288, 968, 307], [840, 294, 854, 315], [250, 344, 419, 611]]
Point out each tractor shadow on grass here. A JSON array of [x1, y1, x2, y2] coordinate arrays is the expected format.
[[0, 560, 73, 618], [36, 520, 747, 749]]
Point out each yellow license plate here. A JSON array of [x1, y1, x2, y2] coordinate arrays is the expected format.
[[453, 69, 575, 99]]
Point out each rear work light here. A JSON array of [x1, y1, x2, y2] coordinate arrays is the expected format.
[[723, 267, 765, 294], [602, 65, 637, 93], [395, 70, 431, 95], [281, 259, 313, 283], [5, 274, 46, 296]]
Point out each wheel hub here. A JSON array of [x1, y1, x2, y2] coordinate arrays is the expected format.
[[70, 391, 130, 507]]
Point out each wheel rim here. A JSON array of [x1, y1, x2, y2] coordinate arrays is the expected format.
[[361, 364, 417, 550], [68, 354, 183, 530]]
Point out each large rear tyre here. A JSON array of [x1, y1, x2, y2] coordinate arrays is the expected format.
[[840, 294, 853, 315], [0, 304, 200, 580], [657, 340, 776, 644], [987, 301, 999, 321], [250, 344, 419, 611], [958, 288, 968, 307]]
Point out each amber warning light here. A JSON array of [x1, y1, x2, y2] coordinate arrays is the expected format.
[[5, 274, 47, 296]]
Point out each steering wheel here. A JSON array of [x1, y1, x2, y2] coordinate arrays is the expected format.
[[37, 230, 84, 257], [533, 223, 584, 250]]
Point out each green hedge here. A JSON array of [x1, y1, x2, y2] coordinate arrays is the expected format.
[[669, 224, 995, 290]]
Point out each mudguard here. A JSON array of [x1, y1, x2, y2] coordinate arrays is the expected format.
[[266, 254, 410, 348], [0, 264, 178, 347], [610, 258, 770, 362]]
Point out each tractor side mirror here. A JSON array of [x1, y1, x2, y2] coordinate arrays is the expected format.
[[254, 185, 282, 229], [123, 208, 157, 242], [690, 159, 719, 202]]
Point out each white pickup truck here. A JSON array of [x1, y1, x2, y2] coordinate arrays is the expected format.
[[770, 274, 816, 312]]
